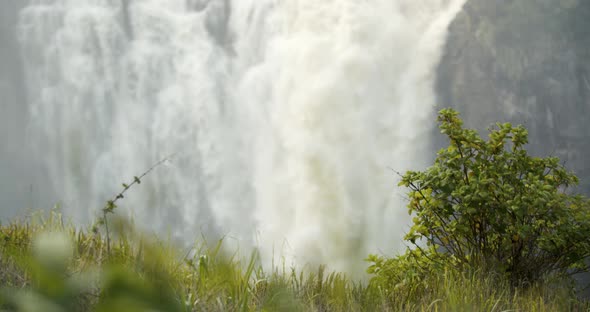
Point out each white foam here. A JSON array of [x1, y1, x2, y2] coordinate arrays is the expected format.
[[18, 0, 465, 277]]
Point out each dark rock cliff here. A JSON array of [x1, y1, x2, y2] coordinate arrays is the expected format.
[[437, 0, 590, 191]]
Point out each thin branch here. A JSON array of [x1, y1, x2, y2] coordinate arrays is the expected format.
[[104, 153, 176, 212], [98, 153, 176, 256]]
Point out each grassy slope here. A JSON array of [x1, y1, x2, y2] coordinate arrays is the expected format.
[[0, 211, 587, 311]]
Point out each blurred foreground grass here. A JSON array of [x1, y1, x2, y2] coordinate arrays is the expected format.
[[0, 210, 588, 311]]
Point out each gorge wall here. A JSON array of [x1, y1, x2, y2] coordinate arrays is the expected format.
[[438, 0, 590, 191]]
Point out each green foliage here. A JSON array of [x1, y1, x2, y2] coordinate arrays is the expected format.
[[0, 214, 183, 312], [0, 210, 588, 311], [367, 246, 445, 304], [0, 212, 381, 311], [371, 108, 590, 292], [368, 253, 586, 311], [3, 111, 590, 310]]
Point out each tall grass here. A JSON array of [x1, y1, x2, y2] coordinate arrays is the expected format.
[[0, 210, 587, 311]]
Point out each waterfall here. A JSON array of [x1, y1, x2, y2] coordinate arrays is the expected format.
[[16, 0, 465, 276]]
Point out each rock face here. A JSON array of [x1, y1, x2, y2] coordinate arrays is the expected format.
[[437, 0, 590, 191]]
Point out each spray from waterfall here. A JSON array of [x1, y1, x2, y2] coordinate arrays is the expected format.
[[17, 0, 465, 277]]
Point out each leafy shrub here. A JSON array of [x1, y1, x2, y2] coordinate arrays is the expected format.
[[367, 246, 446, 304], [370, 108, 590, 289]]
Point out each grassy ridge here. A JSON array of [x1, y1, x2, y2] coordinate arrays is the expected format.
[[0, 210, 588, 311]]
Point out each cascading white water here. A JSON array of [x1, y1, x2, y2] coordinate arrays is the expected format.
[[17, 0, 465, 276]]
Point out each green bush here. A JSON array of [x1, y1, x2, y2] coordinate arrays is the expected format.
[[3, 110, 590, 310], [370, 108, 590, 288]]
